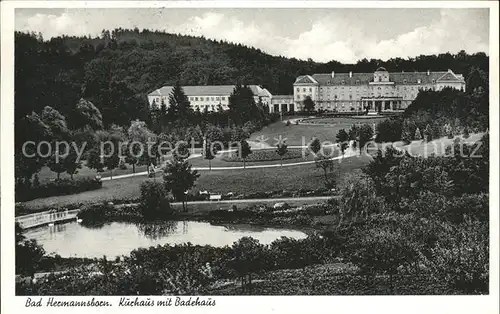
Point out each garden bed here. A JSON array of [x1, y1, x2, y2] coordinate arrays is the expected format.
[[222, 148, 306, 162]]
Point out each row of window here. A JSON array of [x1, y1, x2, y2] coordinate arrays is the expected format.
[[299, 78, 437, 87], [194, 104, 229, 110], [296, 87, 313, 92], [189, 96, 227, 102], [318, 85, 422, 91], [296, 94, 313, 100]]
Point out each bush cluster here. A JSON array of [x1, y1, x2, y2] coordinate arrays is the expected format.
[[223, 148, 304, 162], [16, 178, 102, 202], [139, 181, 173, 219]]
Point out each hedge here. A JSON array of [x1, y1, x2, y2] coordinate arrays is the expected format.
[[223, 149, 305, 162], [16, 178, 102, 202]]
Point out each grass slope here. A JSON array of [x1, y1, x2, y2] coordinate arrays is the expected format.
[[21, 156, 370, 210]]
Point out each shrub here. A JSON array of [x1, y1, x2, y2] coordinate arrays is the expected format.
[[139, 181, 172, 219], [375, 118, 402, 143], [463, 126, 470, 139], [78, 202, 114, 223], [223, 148, 304, 162], [269, 237, 307, 269], [15, 177, 102, 202], [304, 204, 328, 216], [403, 192, 488, 222], [16, 238, 45, 277], [420, 218, 488, 294], [414, 127, 422, 141], [349, 226, 419, 277], [338, 173, 385, 224]]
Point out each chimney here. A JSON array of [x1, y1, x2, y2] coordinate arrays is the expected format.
[[349, 71, 352, 78], [331, 71, 335, 78], [427, 70, 430, 76]]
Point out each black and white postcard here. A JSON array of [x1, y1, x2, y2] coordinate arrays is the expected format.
[[1, 1, 499, 313]]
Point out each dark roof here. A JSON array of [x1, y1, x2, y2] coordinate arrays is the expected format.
[[295, 75, 318, 85], [306, 71, 464, 86], [272, 95, 294, 99], [149, 85, 270, 97]]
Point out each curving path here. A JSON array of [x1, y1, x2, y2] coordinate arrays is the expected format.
[[101, 147, 357, 181], [101, 131, 484, 181]]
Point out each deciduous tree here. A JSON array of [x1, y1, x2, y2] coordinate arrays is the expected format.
[[162, 159, 199, 212]]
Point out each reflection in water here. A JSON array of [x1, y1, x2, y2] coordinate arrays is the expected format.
[[136, 221, 178, 240], [24, 220, 307, 258], [50, 223, 67, 234]]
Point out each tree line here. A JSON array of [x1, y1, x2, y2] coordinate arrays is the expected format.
[[15, 29, 488, 130]]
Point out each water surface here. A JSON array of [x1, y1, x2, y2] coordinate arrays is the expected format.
[[24, 220, 307, 258]]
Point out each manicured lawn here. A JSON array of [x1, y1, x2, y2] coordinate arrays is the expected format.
[[251, 118, 384, 146], [301, 116, 388, 125], [20, 175, 152, 210], [192, 155, 370, 195], [21, 155, 371, 211], [37, 164, 149, 183], [188, 147, 339, 168]]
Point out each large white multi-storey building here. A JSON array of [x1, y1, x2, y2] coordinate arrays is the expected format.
[[292, 67, 466, 113], [148, 85, 272, 112]]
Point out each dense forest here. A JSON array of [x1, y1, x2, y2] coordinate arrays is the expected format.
[[15, 28, 489, 128]]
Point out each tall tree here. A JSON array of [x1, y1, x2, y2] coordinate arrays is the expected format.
[[315, 155, 337, 188], [308, 137, 321, 156], [64, 145, 82, 180], [86, 148, 104, 174], [358, 124, 374, 155], [424, 124, 433, 142], [303, 96, 315, 113], [168, 82, 193, 126], [96, 125, 126, 179], [401, 121, 413, 144], [126, 120, 156, 173], [202, 138, 218, 170], [336, 129, 349, 156], [240, 140, 252, 169], [162, 159, 199, 212], [40, 106, 70, 179], [228, 84, 259, 126], [74, 98, 103, 131], [414, 127, 422, 141], [276, 142, 288, 166]]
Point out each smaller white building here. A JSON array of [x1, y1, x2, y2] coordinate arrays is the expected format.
[[270, 95, 295, 113], [148, 85, 272, 112]]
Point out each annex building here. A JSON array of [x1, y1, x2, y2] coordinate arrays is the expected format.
[[292, 67, 466, 113], [148, 85, 272, 112]]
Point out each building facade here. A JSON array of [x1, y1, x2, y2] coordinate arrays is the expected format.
[[148, 85, 272, 112], [293, 68, 466, 113], [269, 95, 294, 113]]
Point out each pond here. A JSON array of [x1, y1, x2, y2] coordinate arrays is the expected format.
[[24, 220, 308, 258]]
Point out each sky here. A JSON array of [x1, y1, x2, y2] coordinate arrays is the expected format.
[[15, 8, 489, 63]]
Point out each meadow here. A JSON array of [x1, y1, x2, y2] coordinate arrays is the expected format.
[[21, 155, 371, 210], [249, 116, 387, 146]]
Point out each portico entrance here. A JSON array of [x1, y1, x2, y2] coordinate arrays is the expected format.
[[361, 97, 403, 113]]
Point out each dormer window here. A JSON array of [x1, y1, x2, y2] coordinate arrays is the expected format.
[[403, 79, 407, 84], [356, 80, 360, 84], [432, 79, 436, 83], [341, 80, 345, 85], [417, 79, 421, 84]]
